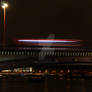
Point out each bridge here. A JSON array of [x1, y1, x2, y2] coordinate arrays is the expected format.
[[0, 46, 92, 70]]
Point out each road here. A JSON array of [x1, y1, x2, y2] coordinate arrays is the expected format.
[[0, 77, 92, 92]]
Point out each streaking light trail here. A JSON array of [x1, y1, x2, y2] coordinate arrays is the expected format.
[[15, 39, 82, 47], [17, 39, 81, 43]]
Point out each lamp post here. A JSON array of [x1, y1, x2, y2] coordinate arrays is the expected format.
[[1, 2, 8, 46]]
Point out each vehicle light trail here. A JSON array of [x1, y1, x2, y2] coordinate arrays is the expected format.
[[17, 39, 81, 43], [15, 39, 82, 47]]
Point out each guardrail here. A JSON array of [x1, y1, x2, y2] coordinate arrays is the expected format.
[[0, 47, 92, 57]]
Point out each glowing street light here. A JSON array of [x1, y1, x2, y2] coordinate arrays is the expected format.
[[1, 2, 8, 46], [2, 3, 8, 8]]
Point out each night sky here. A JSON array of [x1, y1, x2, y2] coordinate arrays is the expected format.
[[0, 0, 92, 46]]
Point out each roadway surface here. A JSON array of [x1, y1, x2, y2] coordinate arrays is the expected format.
[[0, 77, 92, 92]]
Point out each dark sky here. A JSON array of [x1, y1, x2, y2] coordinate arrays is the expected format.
[[0, 0, 92, 46]]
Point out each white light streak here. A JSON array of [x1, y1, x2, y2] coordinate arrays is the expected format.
[[17, 40, 78, 43]]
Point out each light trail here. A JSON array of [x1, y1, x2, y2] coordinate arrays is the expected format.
[[17, 39, 81, 43], [15, 39, 82, 47]]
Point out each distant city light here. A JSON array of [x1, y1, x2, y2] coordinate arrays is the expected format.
[[30, 67, 32, 72]]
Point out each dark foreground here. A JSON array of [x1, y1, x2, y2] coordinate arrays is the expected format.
[[0, 77, 92, 92]]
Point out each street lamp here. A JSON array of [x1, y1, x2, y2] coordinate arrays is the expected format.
[[1, 2, 8, 46]]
